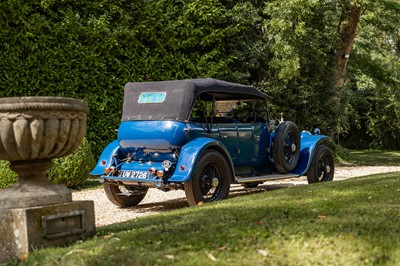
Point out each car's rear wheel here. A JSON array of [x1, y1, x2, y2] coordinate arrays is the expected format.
[[307, 145, 334, 183], [184, 150, 231, 206], [273, 121, 300, 173], [104, 183, 148, 207]]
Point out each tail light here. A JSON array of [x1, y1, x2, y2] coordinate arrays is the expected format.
[[104, 166, 116, 174], [157, 170, 165, 178], [149, 167, 157, 176]]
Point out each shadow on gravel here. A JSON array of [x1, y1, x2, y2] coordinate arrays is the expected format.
[[130, 198, 189, 212], [124, 182, 304, 213]]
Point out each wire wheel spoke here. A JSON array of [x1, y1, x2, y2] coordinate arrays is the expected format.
[[184, 151, 231, 206], [317, 156, 330, 181], [307, 145, 335, 184], [199, 162, 222, 201], [283, 135, 296, 163]]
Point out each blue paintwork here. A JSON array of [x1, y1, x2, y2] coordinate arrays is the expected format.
[[292, 132, 330, 175], [169, 137, 234, 182], [90, 140, 120, 175], [118, 121, 188, 150]]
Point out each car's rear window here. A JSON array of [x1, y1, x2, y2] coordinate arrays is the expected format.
[[138, 92, 166, 103]]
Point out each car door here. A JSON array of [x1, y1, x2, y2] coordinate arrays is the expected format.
[[236, 123, 255, 165], [251, 123, 269, 161], [217, 122, 238, 161]]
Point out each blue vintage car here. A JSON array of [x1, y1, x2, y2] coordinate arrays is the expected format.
[[91, 78, 334, 207]]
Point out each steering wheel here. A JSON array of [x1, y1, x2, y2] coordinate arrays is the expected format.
[[232, 108, 257, 123]]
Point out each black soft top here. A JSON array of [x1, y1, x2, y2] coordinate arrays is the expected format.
[[122, 78, 270, 122]]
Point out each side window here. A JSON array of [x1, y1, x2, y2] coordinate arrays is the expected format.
[[189, 99, 268, 124], [190, 100, 238, 124], [215, 101, 237, 117], [224, 101, 267, 123], [190, 100, 213, 122]]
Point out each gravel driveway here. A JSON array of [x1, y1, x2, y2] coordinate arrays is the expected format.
[[72, 166, 400, 227]]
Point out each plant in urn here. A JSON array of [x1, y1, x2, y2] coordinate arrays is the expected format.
[[0, 97, 95, 262]]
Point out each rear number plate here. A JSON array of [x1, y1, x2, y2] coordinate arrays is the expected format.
[[120, 171, 149, 179]]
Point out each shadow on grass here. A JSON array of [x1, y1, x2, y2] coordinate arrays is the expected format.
[[350, 150, 400, 166], [95, 174, 399, 263], [20, 173, 400, 265], [118, 183, 299, 215], [125, 198, 190, 212]]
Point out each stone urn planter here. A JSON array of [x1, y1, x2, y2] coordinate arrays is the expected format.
[[0, 97, 95, 262], [0, 97, 88, 209]]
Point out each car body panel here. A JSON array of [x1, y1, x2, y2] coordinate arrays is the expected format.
[[90, 140, 119, 175], [169, 137, 234, 182], [118, 120, 188, 150], [292, 132, 330, 175]]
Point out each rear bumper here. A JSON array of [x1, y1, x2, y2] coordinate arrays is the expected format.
[[100, 175, 162, 185]]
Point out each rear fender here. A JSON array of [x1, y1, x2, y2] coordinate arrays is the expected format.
[[168, 138, 234, 183], [90, 140, 120, 175], [293, 132, 330, 175]]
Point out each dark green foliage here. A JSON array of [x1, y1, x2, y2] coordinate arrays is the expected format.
[[48, 138, 96, 188], [258, 0, 400, 150], [329, 142, 353, 164], [0, 0, 247, 156], [0, 138, 95, 189], [222, 1, 270, 84], [0, 161, 18, 189], [342, 1, 400, 149], [0, 0, 399, 153], [261, 1, 343, 131]]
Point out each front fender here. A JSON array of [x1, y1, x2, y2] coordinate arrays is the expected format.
[[293, 132, 330, 175], [90, 140, 120, 175], [168, 138, 234, 183]]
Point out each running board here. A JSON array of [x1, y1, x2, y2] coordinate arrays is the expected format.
[[236, 174, 301, 183]]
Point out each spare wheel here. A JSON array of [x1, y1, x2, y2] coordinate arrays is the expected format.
[[272, 121, 300, 173]]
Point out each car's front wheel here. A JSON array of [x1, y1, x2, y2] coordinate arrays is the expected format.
[[184, 150, 231, 206], [307, 145, 334, 183], [104, 183, 149, 207]]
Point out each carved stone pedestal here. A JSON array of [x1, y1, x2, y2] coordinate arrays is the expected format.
[[0, 97, 96, 263]]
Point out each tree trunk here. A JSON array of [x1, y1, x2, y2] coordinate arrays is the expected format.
[[332, 3, 363, 89], [326, 2, 363, 135]]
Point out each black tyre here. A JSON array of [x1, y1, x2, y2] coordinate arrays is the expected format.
[[184, 150, 231, 206], [273, 121, 300, 173], [307, 145, 335, 183], [104, 183, 148, 208]]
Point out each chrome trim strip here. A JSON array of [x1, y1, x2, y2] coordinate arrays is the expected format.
[[236, 174, 300, 183]]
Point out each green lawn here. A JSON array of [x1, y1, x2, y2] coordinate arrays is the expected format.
[[4, 149, 400, 265], [349, 150, 400, 166], [9, 171, 400, 266]]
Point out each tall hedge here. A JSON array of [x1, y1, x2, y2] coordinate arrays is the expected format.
[[0, 0, 252, 156]]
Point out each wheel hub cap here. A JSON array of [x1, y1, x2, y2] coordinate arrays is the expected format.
[[291, 144, 297, 152], [211, 177, 219, 187], [325, 165, 331, 173]]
